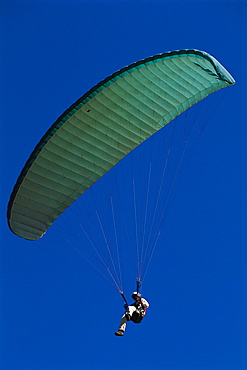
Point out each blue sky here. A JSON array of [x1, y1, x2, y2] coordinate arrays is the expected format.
[[1, 1, 246, 369]]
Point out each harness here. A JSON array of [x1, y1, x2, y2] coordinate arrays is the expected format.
[[130, 302, 146, 323], [120, 278, 146, 324]]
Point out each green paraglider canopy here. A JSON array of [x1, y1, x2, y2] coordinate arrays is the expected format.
[[7, 49, 235, 241]]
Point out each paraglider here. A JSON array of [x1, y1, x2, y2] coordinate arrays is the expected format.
[[115, 291, 150, 336], [7, 49, 235, 334]]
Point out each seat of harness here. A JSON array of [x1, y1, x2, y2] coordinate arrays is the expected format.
[[128, 309, 145, 324]]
